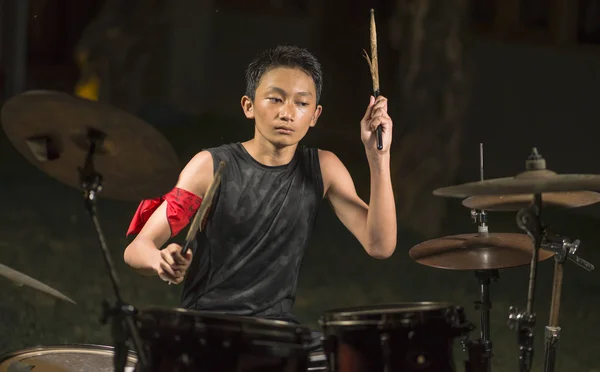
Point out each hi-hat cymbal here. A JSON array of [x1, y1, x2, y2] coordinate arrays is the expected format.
[[434, 148, 600, 199], [0, 263, 76, 304], [1, 90, 180, 201], [409, 233, 554, 270], [462, 170, 600, 211], [435, 172, 600, 199]]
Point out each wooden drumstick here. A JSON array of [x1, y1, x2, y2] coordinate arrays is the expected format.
[[363, 8, 383, 150], [167, 161, 226, 285], [181, 161, 226, 256]]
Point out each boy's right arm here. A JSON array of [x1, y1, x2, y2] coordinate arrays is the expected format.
[[123, 151, 214, 282]]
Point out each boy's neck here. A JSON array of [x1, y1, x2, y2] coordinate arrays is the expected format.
[[241, 137, 298, 167]]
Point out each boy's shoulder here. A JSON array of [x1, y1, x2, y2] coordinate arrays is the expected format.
[[315, 148, 342, 164]]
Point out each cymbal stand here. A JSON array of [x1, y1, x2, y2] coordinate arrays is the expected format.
[[464, 269, 498, 372], [507, 193, 543, 372], [463, 209, 496, 372], [539, 233, 595, 372], [464, 142, 495, 372], [78, 128, 148, 372]]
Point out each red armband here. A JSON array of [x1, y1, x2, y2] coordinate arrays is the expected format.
[[126, 187, 203, 238]]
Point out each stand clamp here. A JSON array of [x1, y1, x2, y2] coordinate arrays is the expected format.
[[507, 307, 536, 372], [541, 233, 595, 272]]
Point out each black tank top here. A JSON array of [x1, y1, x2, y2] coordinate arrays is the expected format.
[[180, 142, 324, 323]]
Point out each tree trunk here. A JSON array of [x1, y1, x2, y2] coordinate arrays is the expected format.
[[388, 0, 472, 238]]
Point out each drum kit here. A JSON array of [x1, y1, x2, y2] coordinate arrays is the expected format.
[[0, 90, 597, 371]]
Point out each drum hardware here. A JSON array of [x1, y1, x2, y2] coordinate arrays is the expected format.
[[462, 190, 600, 212], [0, 262, 76, 304], [307, 351, 328, 371], [0, 90, 183, 372], [461, 146, 600, 211], [463, 269, 498, 372], [318, 303, 474, 372], [506, 151, 549, 372], [409, 209, 551, 371], [134, 307, 314, 371], [541, 233, 594, 272], [506, 193, 543, 372], [321, 335, 337, 372], [470, 143, 488, 236], [72, 126, 149, 371], [464, 144, 495, 372], [380, 332, 391, 372], [538, 233, 594, 372], [0, 90, 180, 201], [463, 145, 494, 372], [0, 344, 138, 372], [470, 209, 488, 234], [410, 144, 552, 270], [408, 231, 552, 271], [507, 148, 575, 372], [433, 146, 600, 372], [433, 147, 600, 198]]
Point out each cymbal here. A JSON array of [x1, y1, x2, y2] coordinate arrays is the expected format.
[[0, 263, 76, 304], [409, 233, 554, 270], [461, 167, 600, 210], [462, 190, 600, 211], [434, 170, 600, 199], [1, 90, 180, 201], [434, 148, 600, 200]]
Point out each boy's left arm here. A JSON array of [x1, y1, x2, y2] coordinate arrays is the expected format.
[[320, 95, 396, 258]]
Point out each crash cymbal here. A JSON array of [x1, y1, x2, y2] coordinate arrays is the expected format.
[[434, 148, 600, 199], [462, 190, 600, 211], [1, 90, 180, 201], [0, 263, 76, 304], [409, 233, 554, 270]]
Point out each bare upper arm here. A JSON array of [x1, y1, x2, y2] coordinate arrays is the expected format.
[[134, 150, 215, 248], [319, 150, 369, 245]]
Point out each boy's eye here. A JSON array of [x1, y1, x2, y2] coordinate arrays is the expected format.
[[268, 97, 282, 103]]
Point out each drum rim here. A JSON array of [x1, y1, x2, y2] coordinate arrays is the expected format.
[[322, 301, 455, 315], [137, 306, 307, 329], [136, 306, 314, 344], [0, 343, 138, 364], [319, 302, 459, 326]]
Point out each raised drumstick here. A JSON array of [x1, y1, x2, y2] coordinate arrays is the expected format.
[[363, 8, 383, 150]]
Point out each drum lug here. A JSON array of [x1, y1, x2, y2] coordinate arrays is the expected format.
[[380, 332, 391, 372], [321, 335, 337, 372]]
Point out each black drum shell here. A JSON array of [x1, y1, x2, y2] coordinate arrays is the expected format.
[[134, 306, 314, 372], [318, 302, 473, 372]]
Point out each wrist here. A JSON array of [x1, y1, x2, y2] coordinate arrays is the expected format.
[[150, 249, 162, 274], [366, 150, 391, 170]]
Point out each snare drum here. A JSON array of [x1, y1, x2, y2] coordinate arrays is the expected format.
[[319, 302, 473, 372], [0, 344, 137, 371], [135, 307, 314, 372]]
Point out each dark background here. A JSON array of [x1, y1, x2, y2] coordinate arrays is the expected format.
[[1, 0, 599, 370]]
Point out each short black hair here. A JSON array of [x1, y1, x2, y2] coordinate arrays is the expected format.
[[244, 45, 323, 103]]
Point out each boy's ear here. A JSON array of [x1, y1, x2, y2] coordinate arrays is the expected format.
[[241, 96, 254, 119], [309, 105, 323, 128]]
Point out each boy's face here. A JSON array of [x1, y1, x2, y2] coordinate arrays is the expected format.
[[241, 67, 322, 148]]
